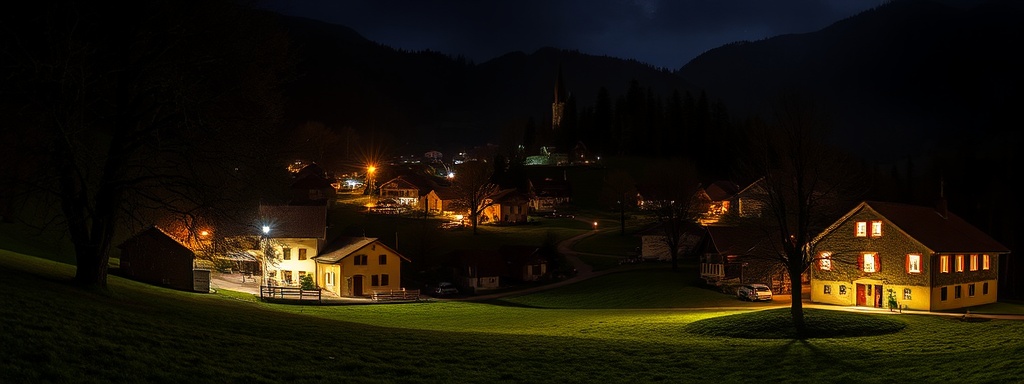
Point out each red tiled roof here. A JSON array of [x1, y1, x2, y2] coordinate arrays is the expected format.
[[864, 201, 1009, 254]]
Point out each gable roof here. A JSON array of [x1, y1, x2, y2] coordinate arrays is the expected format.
[[258, 204, 327, 239], [705, 225, 777, 258], [705, 180, 740, 201], [314, 236, 411, 263], [817, 201, 1010, 254], [118, 225, 194, 254]]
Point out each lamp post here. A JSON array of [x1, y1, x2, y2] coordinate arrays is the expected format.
[[261, 225, 271, 287]]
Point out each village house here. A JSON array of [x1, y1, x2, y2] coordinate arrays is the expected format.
[[313, 236, 410, 297], [259, 204, 328, 286], [810, 200, 1010, 311]]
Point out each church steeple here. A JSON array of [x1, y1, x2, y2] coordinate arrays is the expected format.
[[552, 64, 568, 130]]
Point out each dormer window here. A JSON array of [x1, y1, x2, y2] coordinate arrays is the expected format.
[[855, 222, 867, 237], [871, 221, 883, 237]]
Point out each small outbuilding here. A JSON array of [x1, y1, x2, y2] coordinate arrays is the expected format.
[[118, 225, 210, 292]]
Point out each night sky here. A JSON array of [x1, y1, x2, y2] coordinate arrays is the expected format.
[[258, 0, 884, 69]]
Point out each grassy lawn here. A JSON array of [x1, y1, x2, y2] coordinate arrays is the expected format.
[[4, 250, 1024, 383]]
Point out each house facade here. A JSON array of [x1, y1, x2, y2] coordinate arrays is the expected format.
[[480, 188, 530, 225], [379, 176, 423, 207], [314, 237, 409, 297], [259, 204, 327, 286], [810, 201, 1010, 311]]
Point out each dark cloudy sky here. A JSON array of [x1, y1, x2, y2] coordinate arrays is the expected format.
[[259, 0, 884, 69]]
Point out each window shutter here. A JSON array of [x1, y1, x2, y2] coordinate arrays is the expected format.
[[905, 255, 910, 273], [876, 254, 880, 272], [858, 255, 864, 271]]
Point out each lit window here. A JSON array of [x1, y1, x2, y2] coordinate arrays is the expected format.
[[983, 254, 991, 270], [379, 254, 387, 265], [906, 254, 921, 274], [940, 255, 950, 273], [954, 285, 962, 299], [325, 272, 334, 286], [969, 283, 976, 297], [955, 255, 964, 272], [284, 270, 293, 284], [824, 285, 832, 294], [969, 254, 978, 271], [855, 222, 867, 237], [861, 253, 877, 273], [903, 288, 912, 300], [819, 252, 832, 271], [871, 221, 883, 237]]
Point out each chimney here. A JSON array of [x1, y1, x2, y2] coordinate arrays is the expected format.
[[936, 178, 948, 219]]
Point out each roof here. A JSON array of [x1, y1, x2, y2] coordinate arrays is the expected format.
[[118, 225, 193, 254], [705, 180, 740, 201], [705, 225, 776, 257], [258, 204, 327, 239], [817, 201, 1010, 254], [314, 237, 411, 264], [431, 186, 461, 200], [291, 173, 334, 189]]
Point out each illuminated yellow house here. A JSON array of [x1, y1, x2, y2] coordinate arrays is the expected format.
[[259, 204, 327, 286], [810, 201, 1009, 311], [313, 237, 410, 297]]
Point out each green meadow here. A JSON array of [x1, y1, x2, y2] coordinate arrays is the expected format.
[[4, 249, 1024, 383]]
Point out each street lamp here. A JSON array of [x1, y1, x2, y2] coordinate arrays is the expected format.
[[593, 221, 598, 231], [366, 165, 377, 197], [261, 225, 271, 287]]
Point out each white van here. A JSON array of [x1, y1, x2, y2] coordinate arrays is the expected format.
[[737, 284, 773, 301]]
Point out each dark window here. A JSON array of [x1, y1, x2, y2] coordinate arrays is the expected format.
[[371, 275, 379, 286], [940, 287, 947, 301], [954, 285, 962, 299], [298, 249, 307, 260], [355, 255, 368, 265], [824, 285, 831, 294], [282, 248, 291, 260], [379, 254, 387, 265], [969, 283, 976, 297], [381, 274, 389, 286], [983, 282, 989, 295]]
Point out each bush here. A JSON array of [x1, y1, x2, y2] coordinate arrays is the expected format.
[[300, 274, 315, 290]]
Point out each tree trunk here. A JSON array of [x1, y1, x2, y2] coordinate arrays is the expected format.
[[74, 244, 109, 289], [789, 261, 806, 337]]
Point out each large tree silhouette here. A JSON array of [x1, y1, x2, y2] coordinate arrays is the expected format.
[[737, 93, 866, 336], [1, 1, 292, 288]]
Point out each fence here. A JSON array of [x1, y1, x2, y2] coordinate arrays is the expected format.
[[260, 286, 322, 302], [370, 289, 421, 302]]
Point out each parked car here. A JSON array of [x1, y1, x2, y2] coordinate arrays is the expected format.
[[434, 282, 459, 296], [736, 283, 773, 301]]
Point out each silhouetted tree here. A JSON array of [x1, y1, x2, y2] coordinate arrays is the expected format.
[[737, 93, 866, 337], [452, 160, 500, 235], [0, 0, 292, 288], [637, 158, 705, 271]]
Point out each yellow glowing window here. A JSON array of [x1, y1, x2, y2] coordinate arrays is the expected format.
[[955, 255, 964, 272], [983, 254, 991, 270], [871, 221, 883, 237], [819, 252, 832, 270], [940, 255, 950, 273], [906, 254, 921, 274], [855, 222, 867, 237], [969, 254, 978, 271], [861, 253, 877, 273]]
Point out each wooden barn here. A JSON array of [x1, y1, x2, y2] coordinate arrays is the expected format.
[[118, 225, 210, 292]]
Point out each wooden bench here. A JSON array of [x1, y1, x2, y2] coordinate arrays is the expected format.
[[371, 289, 420, 302]]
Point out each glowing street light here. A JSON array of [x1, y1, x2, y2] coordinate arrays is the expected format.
[[592, 221, 598, 231]]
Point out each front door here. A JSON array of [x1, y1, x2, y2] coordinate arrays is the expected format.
[[856, 284, 867, 306], [874, 284, 884, 308], [352, 275, 363, 296]]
